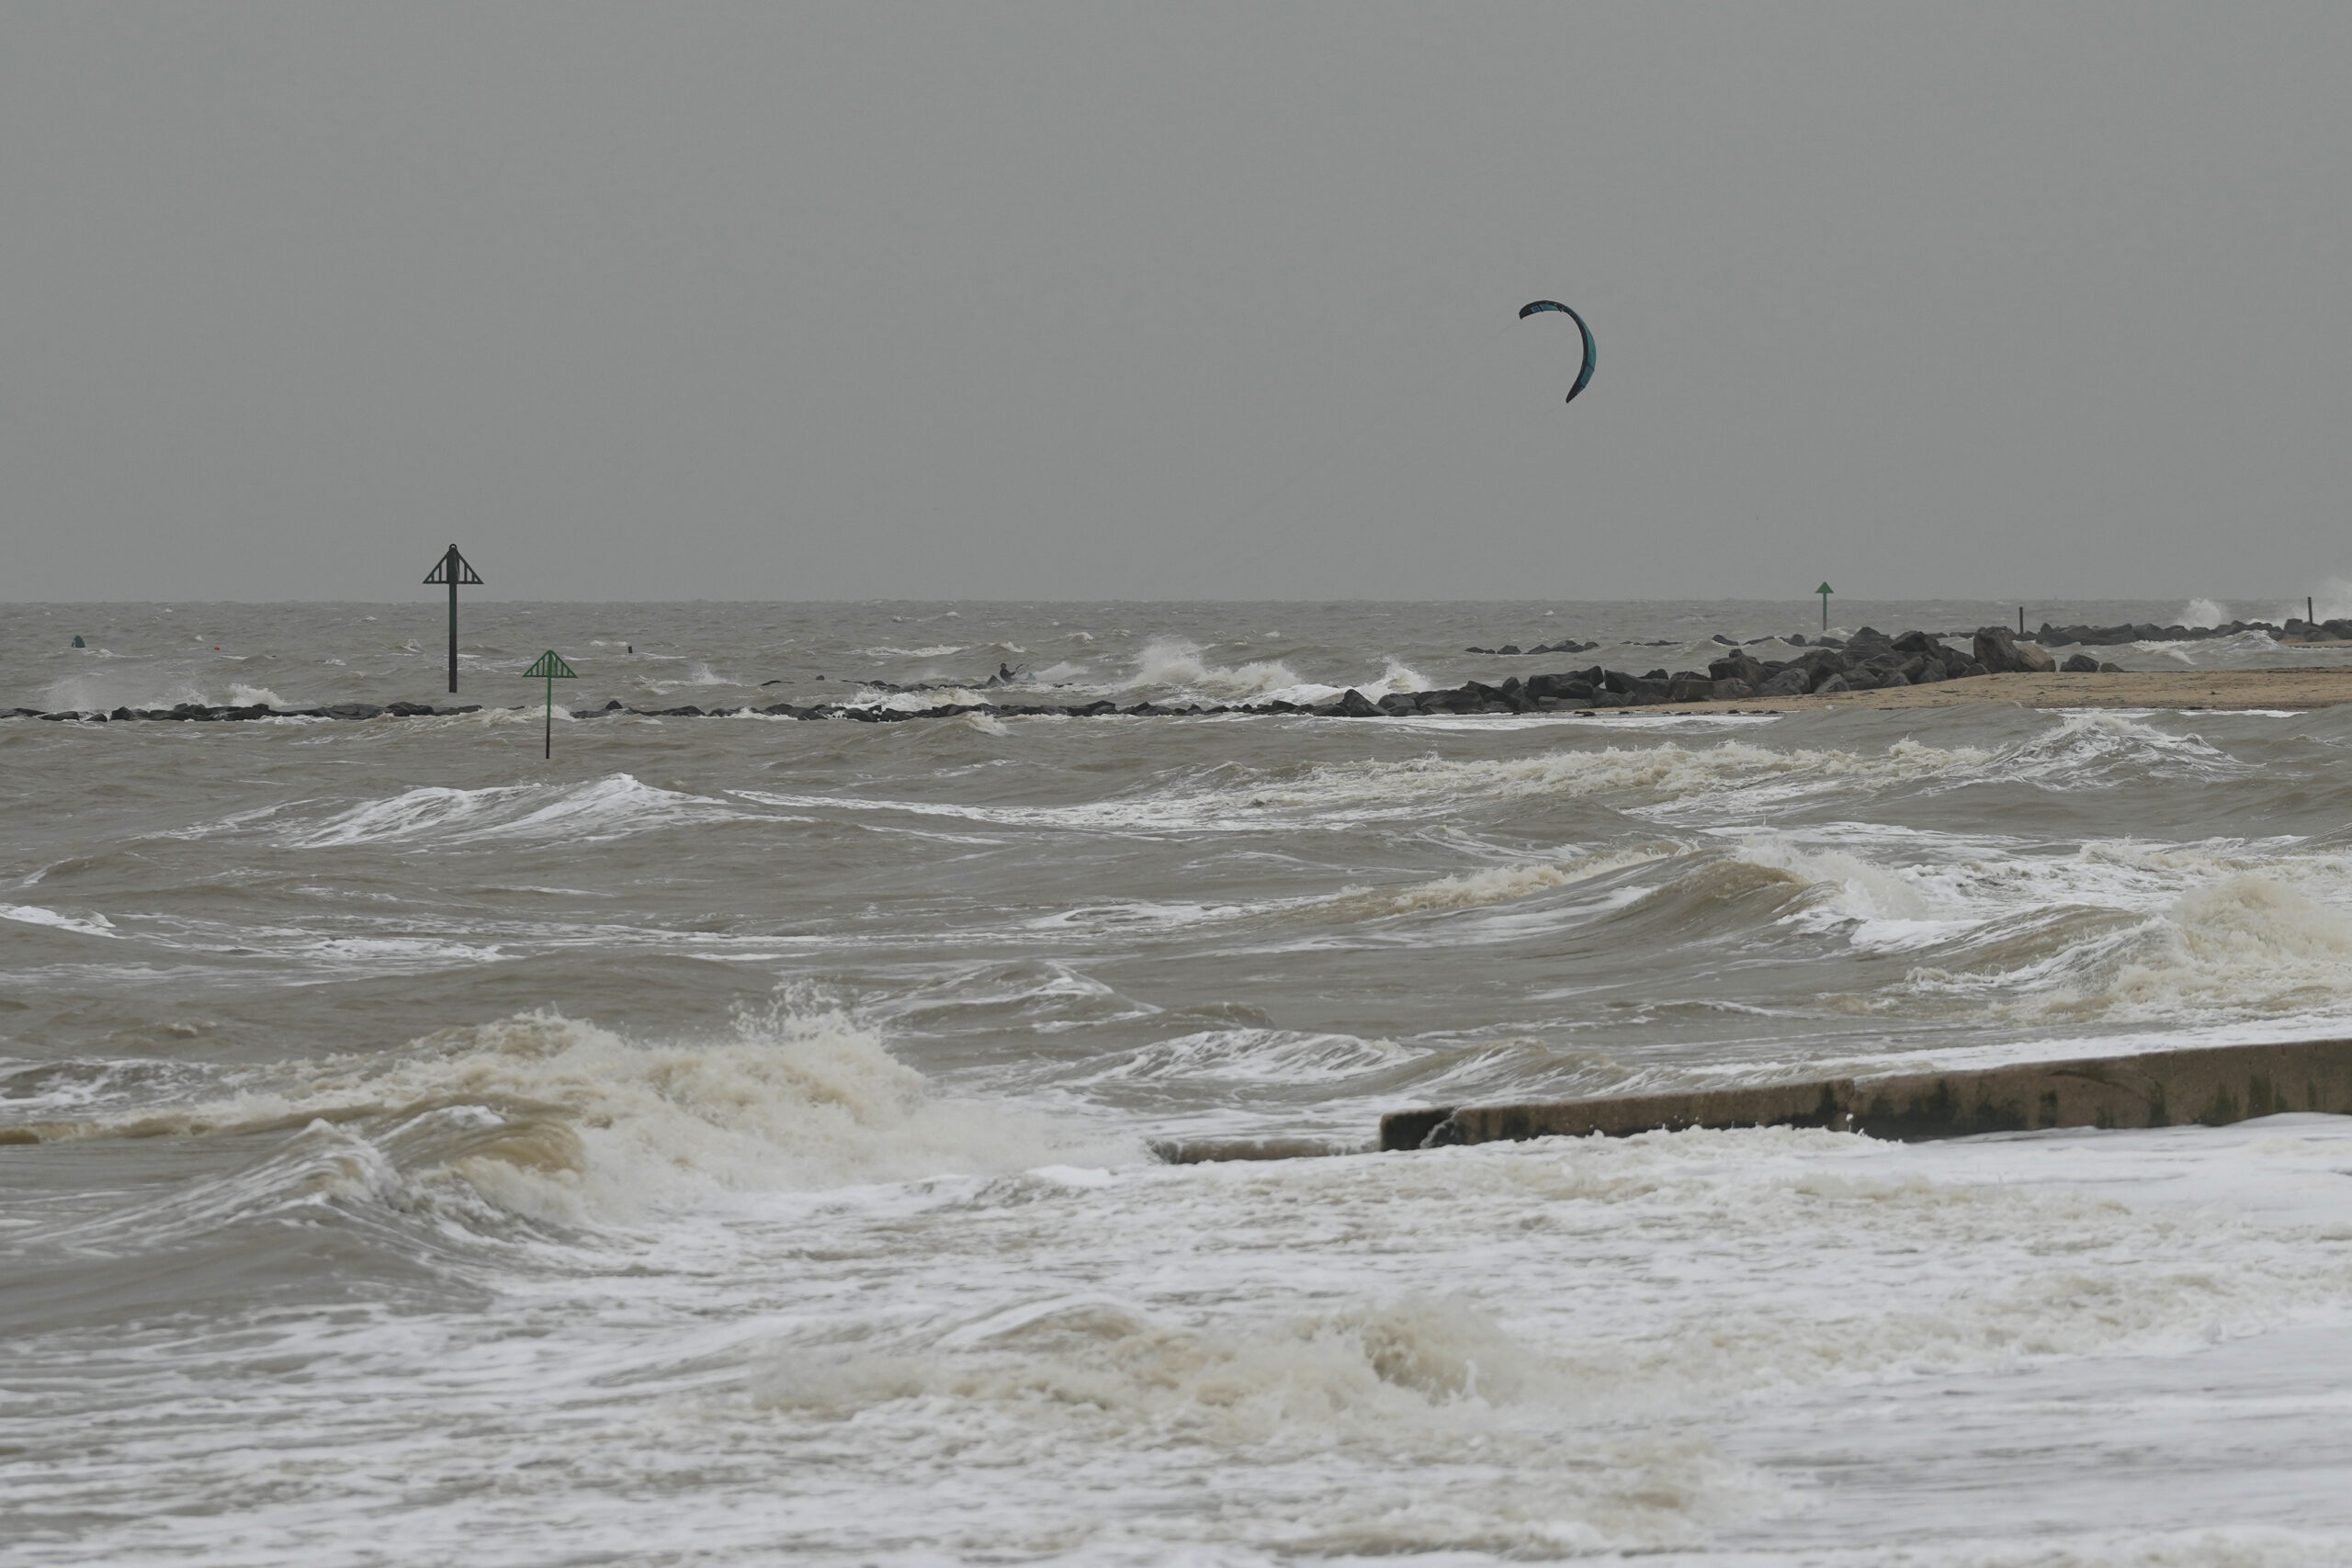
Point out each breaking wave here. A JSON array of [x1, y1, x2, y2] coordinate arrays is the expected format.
[[288, 774, 746, 848], [8, 1000, 1134, 1224]]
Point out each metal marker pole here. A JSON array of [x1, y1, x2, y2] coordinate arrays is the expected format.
[[523, 650, 576, 761], [423, 545, 482, 694]]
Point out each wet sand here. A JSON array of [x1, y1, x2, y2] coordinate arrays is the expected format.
[[1681, 667, 2352, 714]]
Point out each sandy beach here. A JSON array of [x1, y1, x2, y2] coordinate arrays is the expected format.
[[1681, 666, 2352, 714]]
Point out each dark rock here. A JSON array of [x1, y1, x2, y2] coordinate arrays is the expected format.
[[1376, 693, 1419, 715], [1758, 666, 1810, 698], [384, 701, 435, 716], [1525, 673, 1596, 702], [1712, 678, 1755, 700], [1785, 634, 1808, 646], [2098, 661, 2124, 673], [2060, 653, 2101, 672], [1497, 645, 1521, 656], [1712, 633, 1740, 646], [1815, 636, 1846, 648], [322, 704, 385, 720], [1667, 675, 1715, 703], [1708, 653, 1766, 687], [1973, 626, 2022, 673], [1891, 629, 1939, 655], [1911, 659, 1948, 684], [109, 707, 135, 720], [1813, 673, 1851, 694], [1336, 688, 1382, 717]]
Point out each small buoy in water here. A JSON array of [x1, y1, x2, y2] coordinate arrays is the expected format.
[[71, 635, 85, 648], [627, 644, 635, 653]]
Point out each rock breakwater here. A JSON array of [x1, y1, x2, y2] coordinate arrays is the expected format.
[[0, 625, 2182, 728], [7, 626, 2154, 725]]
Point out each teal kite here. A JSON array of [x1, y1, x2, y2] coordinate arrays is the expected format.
[[1518, 300, 1597, 405]]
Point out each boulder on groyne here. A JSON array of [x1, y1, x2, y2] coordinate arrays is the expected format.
[[1378, 1038, 2352, 1151]]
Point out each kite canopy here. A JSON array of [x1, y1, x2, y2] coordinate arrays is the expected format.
[[1518, 300, 1597, 405]]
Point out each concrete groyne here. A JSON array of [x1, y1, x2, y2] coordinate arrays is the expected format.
[[1153, 1039, 2352, 1164], [1378, 1039, 2352, 1152]]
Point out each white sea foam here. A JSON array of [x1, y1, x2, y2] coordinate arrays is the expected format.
[[1315, 845, 1685, 922], [289, 773, 744, 848], [1118, 637, 1306, 699], [2184, 597, 2231, 628], [0, 903, 119, 939], [39, 671, 212, 713], [1087, 1027, 1410, 1084]]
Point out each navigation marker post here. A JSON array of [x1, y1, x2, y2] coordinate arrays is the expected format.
[[1816, 581, 1833, 633], [423, 545, 484, 694], [523, 650, 577, 760]]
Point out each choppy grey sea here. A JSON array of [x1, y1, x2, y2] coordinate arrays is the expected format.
[[8, 597, 2352, 1566]]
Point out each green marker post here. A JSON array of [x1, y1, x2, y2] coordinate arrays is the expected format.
[[1816, 581, 1834, 633], [523, 650, 577, 759]]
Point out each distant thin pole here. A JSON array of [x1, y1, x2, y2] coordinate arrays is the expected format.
[[2310, 596, 2316, 625], [448, 570, 459, 694], [2018, 606, 2024, 636], [545, 675, 553, 760]]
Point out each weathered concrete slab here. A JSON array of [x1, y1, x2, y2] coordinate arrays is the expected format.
[[1380, 1038, 2352, 1151]]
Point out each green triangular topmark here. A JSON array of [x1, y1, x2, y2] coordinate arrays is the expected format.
[[524, 650, 577, 679], [1815, 582, 1834, 595]]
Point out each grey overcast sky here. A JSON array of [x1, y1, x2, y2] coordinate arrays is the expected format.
[[3, 3, 2346, 602]]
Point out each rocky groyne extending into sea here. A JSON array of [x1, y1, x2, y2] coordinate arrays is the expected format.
[[7, 625, 2154, 724]]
